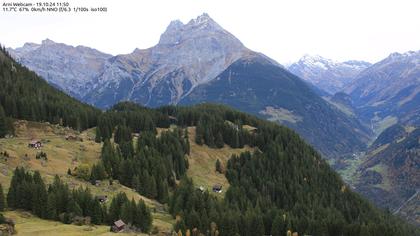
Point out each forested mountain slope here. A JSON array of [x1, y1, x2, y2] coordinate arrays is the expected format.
[[93, 102, 418, 235], [354, 125, 420, 226], [181, 55, 372, 159], [0, 46, 100, 134]]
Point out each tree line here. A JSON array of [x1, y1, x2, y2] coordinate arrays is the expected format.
[[162, 105, 418, 236]]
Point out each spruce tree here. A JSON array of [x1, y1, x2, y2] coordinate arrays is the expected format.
[[149, 177, 158, 199], [271, 214, 285, 236], [0, 184, 5, 211], [0, 105, 7, 138], [157, 181, 169, 203], [32, 171, 48, 218], [120, 201, 133, 224], [138, 199, 152, 233], [46, 194, 58, 220], [91, 200, 103, 224], [7, 167, 21, 209], [184, 129, 190, 154], [67, 197, 82, 217], [215, 133, 224, 148], [95, 127, 101, 143], [215, 159, 222, 173]]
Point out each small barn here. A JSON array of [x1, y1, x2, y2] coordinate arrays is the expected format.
[[96, 195, 108, 203], [65, 135, 77, 141], [212, 184, 223, 193], [111, 219, 126, 233], [65, 135, 82, 141], [168, 115, 178, 125], [243, 125, 258, 134], [28, 140, 42, 149], [198, 186, 205, 192]]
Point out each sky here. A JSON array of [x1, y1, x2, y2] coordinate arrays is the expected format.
[[1, 0, 419, 64]]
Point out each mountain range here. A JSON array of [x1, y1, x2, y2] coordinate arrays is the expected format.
[[8, 13, 372, 160], [1, 46, 418, 235], [294, 52, 419, 225], [180, 54, 371, 160], [344, 51, 420, 134], [4, 13, 420, 228], [287, 55, 371, 94]]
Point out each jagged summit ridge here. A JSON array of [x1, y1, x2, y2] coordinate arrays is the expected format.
[[41, 38, 56, 45], [159, 13, 235, 46]]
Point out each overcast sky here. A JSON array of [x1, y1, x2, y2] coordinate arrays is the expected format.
[[1, 0, 419, 64]]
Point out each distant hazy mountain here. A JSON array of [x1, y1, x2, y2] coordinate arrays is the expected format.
[[355, 125, 420, 226], [9, 39, 112, 99], [288, 55, 371, 94], [181, 54, 372, 158], [9, 13, 371, 159], [344, 51, 420, 133]]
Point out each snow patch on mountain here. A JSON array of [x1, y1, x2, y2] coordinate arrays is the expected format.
[[287, 54, 371, 94]]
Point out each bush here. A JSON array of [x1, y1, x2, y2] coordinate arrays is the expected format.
[[74, 164, 91, 181], [36, 151, 47, 160]]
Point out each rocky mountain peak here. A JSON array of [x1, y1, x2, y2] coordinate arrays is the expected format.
[[187, 13, 220, 29], [165, 19, 184, 32], [12, 42, 40, 55], [385, 50, 419, 64], [298, 54, 336, 70], [158, 13, 231, 46], [41, 38, 56, 45]]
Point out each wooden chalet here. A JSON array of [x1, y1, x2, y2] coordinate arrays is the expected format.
[[168, 115, 178, 125], [65, 135, 77, 141], [212, 184, 223, 193], [111, 219, 126, 232], [96, 195, 108, 203], [28, 140, 42, 148]]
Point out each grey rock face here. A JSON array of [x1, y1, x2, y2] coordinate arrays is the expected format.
[[9, 39, 112, 99], [288, 55, 371, 94], [9, 14, 250, 108], [84, 13, 252, 108]]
